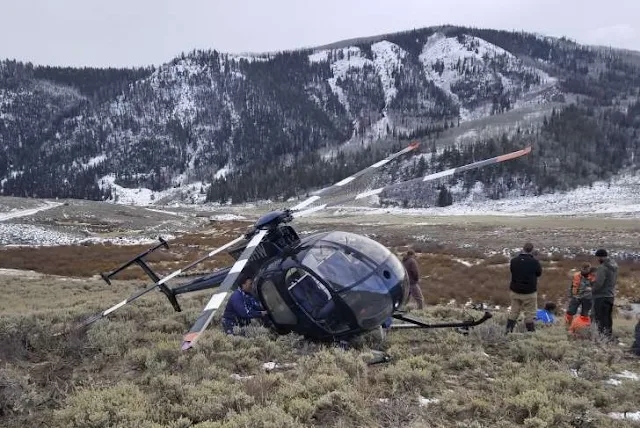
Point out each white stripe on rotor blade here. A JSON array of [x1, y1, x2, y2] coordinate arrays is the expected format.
[[370, 159, 391, 168], [204, 292, 228, 311], [246, 230, 267, 248], [207, 236, 244, 257], [291, 196, 321, 210], [355, 187, 384, 200], [423, 168, 455, 182], [103, 299, 127, 316], [158, 269, 182, 285], [230, 259, 248, 274], [292, 204, 327, 218], [335, 176, 356, 186]]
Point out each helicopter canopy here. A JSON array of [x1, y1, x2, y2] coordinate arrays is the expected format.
[[298, 231, 406, 330]]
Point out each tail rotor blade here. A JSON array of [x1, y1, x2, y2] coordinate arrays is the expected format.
[[290, 141, 419, 211], [180, 229, 269, 351]]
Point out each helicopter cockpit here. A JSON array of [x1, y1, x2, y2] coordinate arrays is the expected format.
[[256, 231, 409, 340]]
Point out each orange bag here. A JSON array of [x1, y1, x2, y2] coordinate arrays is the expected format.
[[568, 315, 591, 335]]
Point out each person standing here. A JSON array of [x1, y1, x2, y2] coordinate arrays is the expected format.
[[592, 249, 618, 340], [565, 263, 596, 326], [403, 250, 424, 310], [506, 242, 542, 333]]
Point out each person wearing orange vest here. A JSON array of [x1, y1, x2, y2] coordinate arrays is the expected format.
[[565, 263, 596, 328]]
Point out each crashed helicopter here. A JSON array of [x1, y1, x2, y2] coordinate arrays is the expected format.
[[79, 142, 532, 350]]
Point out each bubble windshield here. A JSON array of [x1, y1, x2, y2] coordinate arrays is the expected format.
[[300, 231, 399, 329], [301, 232, 392, 290]]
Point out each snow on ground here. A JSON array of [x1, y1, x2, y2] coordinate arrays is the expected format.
[[371, 41, 407, 107], [0, 201, 62, 222], [73, 154, 107, 170], [608, 411, 640, 421], [209, 214, 247, 221], [419, 32, 556, 123], [99, 174, 207, 206], [334, 173, 640, 218], [215, 165, 231, 179], [0, 222, 175, 247], [605, 370, 640, 385]]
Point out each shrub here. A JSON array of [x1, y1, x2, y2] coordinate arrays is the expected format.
[[53, 382, 151, 428]]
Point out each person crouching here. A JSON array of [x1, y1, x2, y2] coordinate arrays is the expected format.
[[221, 275, 268, 334]]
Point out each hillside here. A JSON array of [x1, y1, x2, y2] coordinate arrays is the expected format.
[[1, 26, 640, 206]]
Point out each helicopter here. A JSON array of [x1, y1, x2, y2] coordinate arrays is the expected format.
[[79, 142, 532, 350]]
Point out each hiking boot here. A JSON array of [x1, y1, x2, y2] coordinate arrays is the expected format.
[[505, 319, 516, 334]]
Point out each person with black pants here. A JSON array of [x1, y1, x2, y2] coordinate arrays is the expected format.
[[592, 248, 618, 340]]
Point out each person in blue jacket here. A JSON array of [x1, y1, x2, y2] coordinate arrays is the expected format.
[[535, 302, 557, 325], [221, 275, 267, 334]]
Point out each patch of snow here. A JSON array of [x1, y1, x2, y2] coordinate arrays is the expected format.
[[99, 174, 208, 206], [228, 54, 270, 63], [607, 411, 640, 421], [452, 257, 479, 267], [74, 154, 107, 169], [329, 172, 640, 218], [615, 371, 639, 381], [418, 396, 440, 407], [371, 41, 407, 107], [419, 32, 557, 123], [209, 214, 247, 221], [308, 50, 330, 63], [0, 221, 176, 247], [145, 208, 185, 217], [215, 166, 231, 179], [0, 201, 62, 222]]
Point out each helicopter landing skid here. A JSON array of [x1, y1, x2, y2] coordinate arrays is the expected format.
[[390, 311, 493, 330]]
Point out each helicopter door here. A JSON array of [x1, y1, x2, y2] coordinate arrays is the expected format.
[[287, 269, 334, 319], [260, 280, 297, 325]]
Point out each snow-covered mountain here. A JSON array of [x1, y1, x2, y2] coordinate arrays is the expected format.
[[0, 26, 639, 205]]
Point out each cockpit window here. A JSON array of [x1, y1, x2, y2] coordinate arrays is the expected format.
[[320, 231, 392, 265], [302, 245, 374, 290], [341, 275, 393, 329], [287, 269, 332, 317]]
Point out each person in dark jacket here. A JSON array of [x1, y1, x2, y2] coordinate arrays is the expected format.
[[592, 248, 618, 339], [402, 249, 424, 309], [506, 242, 542, 333], [221, 276, 267, 334]]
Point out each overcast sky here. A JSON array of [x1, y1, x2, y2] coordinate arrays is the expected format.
[[1, 0, 639, 68]]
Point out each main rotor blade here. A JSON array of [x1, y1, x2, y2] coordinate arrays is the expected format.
[[180, 229, 269, 351], [290, 141, 419, 211], [77, 235, 245, 328], [353, 145, 532, 200], [294, 145, 532, 217]]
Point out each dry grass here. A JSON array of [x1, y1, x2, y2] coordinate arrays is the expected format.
[[3, 223, 639, 307], [0, 269, 639, 428], [0, 228, 243, 280]]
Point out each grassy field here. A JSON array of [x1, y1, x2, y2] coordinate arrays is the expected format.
[[1, 209, 640, 427], [1, 259, 639, 427]]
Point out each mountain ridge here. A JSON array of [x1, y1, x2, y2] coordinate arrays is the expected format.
[[1, 25, 639, 206]]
